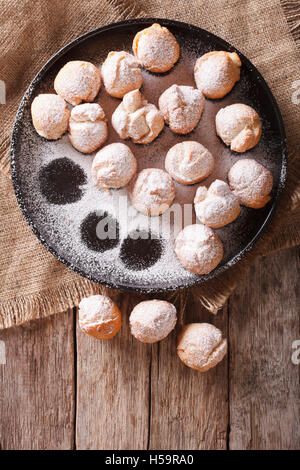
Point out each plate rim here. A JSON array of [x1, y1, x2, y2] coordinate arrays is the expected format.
[[10, 17, 288, 294]]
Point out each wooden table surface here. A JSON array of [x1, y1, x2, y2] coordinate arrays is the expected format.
[[0, 246, 299, 450]]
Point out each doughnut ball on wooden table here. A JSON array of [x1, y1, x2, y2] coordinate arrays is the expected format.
[[177, 323, 227, 372], [216, 103, 262, 152], [228, 159, 273, 208], [54, 60, 101, 106], [175, 224, 223, 274], [194, 179, 240, 228], [158, 84, 205, 134], [129, 168, 175, 216], [101, 51, 143, 98], [92, 143, 137, 189], [78, 294, 121, 340], [112, 89, 164, 144], [133, 23, 179, 73], [31, 94, 70, 140], [68, 103, 108, 153], [129, 300, 177, 343], [165, 141, 214, 185], [194, 51, 241, 99]]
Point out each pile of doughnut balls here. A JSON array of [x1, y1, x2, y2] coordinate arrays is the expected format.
[[30, 23, 274, 371]]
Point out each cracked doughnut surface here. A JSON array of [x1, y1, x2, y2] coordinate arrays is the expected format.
[[129, 168, 175, 216], [194, 51, 241, 99], [54, 60, 101, 106], [133, 23, 179, 73], [68, 103, 108, 153], [112, 89, 164, 144], [194, 179, 240, 228], [216, 103, 262, 152], [228, 159, 273, 208], [175, 224, 223, 274], [101, 51, 143, 98], [177, 323, 227, 371], [159, 84, 205, 134]]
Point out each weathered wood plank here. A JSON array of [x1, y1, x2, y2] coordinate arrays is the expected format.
[[229, 247, 300, 449], [149, 297, 229, 450], [0, 310, 75, 450], [75, 293, 151, 450]]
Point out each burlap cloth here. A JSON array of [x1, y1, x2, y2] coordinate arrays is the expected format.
[[0, 0, 299, 329]]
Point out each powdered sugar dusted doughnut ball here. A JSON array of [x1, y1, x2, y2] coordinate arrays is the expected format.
[[165, 141, 214, 185], [159, 85, 205, 134], [92, 143, 137, 189], [101, 51, 143, 98], [31, 94, 70, 140], [130, 300, 177, 343], [78, 294, 121, 340], [129, 168, 175, 216], [194, 180, 240, 228], [112, 89, 164, 144], [68, 103, 108, 153], [194, 51, 241, 99], [177, 323, 227, 372], [216, 103, 262, 152], [133, 23, 179, 73], [228, 159, 273, 208], [54, 61, 101, 106], [175, 224, 223, 274]]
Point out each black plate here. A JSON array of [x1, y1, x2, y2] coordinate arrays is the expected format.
[[10, 18, 287, 293]]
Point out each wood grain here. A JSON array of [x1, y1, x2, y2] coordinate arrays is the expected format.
[[0, 310, 75, 450], [149, 297, 229, 450], [75, 293, 151, 450], [229, 247, 300, 449]]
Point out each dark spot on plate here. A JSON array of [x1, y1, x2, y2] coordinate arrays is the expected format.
[[81, 211, 120, 252], [120, 230, 163, 270], [39, 157, 86, 204]]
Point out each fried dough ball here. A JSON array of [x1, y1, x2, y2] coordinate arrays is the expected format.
[[101, 51, 143, 98], [175, 224, 223, 274], [177, 323, 227, 371], [31, 93, 70, 140], [216, 103, 262, 152], [194, 51, 241, 99], [133, 23, 179, 73], [54, 60, 101, 106], [194, 179, 240, 228], [78, 294, 121, 340], [228, 159, 273, 208], [129, 168, 175, 216], [129, 300, 177, 343], [68, 103, 108, 153]]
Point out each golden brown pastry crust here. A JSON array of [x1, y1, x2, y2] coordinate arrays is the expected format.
[[194, 51, 241, 99], [177, 323, 227, 371], [133, 23, 179, 73], [216, 103, 262, 152]]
